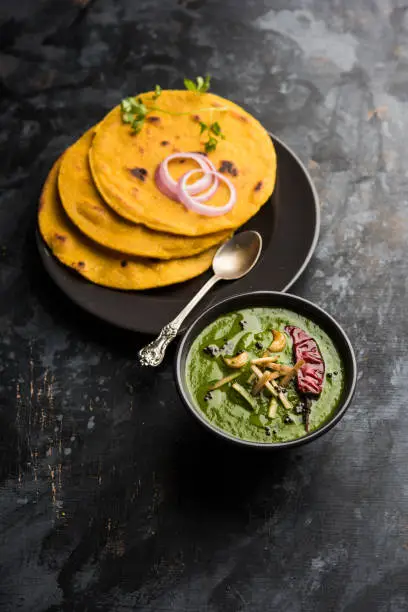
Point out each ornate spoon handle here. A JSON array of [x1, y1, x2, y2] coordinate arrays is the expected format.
[[138, 275, 220, 366]]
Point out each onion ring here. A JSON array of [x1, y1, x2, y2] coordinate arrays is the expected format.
[[156, 152, 216, 200], [176, 169, 236, 217]]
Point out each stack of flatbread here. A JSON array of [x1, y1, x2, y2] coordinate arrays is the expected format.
[[38, 90, 276, 290]]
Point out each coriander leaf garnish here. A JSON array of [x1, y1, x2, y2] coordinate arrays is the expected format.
[[198, 120, 226, 153], [121, 94, 188, 133], [131, 119, 144, 133], [122, 112, 134, 124], [202, 74, 211, 92], [184, 78, 196, 91], [121, 96, 148, 133], [205, 136, 218, 153], [210, 121, 224, 137], [153, 84, 162, 100], [120, 76, 225, 145], [121, 98, 133, 113], [184, 74, 211, 93]]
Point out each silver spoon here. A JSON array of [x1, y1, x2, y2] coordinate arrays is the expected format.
[[138, 230, 262, 366]]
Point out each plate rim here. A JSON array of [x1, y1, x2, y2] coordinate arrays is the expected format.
[[37, 132, 320, 334], [269, 133, 320, 292]]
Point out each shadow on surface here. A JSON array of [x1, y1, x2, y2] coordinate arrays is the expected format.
[[167, 418, 301, 524]]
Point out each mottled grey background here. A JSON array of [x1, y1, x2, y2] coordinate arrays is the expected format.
[[0, 1, 406, 611]]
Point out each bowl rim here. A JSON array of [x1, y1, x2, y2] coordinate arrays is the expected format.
[[175, 291, 357, 449]]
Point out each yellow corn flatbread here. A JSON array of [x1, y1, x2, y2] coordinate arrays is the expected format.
[[59, 128, 230, 259], [39, 158, 218, 290], [89, 90, 276, 236]]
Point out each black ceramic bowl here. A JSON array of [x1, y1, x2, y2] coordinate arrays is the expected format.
[[175, 291, 357, 449]]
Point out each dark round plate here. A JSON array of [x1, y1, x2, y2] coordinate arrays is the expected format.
[[37, 134, 320, 335]]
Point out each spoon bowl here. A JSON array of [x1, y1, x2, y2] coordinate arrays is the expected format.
[[213, 231, 262, 280]]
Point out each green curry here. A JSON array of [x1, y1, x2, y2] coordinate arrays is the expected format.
[[185, 308, 344, 443]]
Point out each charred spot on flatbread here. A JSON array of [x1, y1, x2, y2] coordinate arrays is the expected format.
[[218, 160, 238, 177], [129, 167, 148, 181]]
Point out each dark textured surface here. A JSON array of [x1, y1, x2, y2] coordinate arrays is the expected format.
[[0, 1, 405, 610]]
